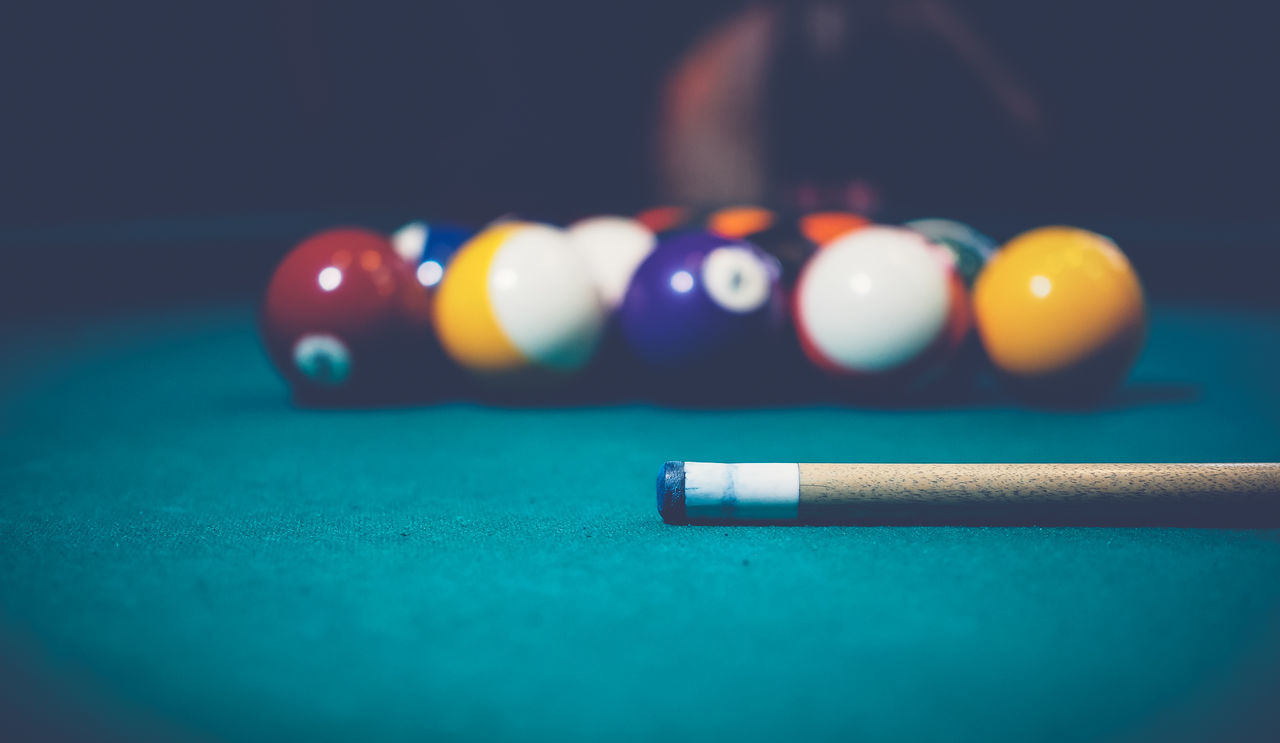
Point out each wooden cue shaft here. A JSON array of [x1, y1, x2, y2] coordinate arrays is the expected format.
[[659, 462, 1280, 525], [798, 463, 1280, 525]]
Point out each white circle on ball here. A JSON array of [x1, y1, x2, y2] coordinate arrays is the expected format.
[[488, 224, 606, 371], [701, 246, 771, 314], [566, 216, 656, 311], [292, 333, 351, 386], [797, 226, 951, 372]]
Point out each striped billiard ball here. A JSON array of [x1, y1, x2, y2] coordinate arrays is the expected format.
[[793, 226, 969, 385], [391, 220, 475, 290], [432, 222, 606, 380]]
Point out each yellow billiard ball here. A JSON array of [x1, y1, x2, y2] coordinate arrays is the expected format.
[[974, 226, 1146, 398]]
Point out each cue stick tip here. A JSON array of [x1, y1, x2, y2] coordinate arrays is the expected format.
[[657, 461, 687, 524]]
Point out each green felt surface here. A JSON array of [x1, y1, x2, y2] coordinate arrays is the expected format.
[[2, 305, 1280, 742]]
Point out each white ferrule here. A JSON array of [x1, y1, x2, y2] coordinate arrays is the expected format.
[[684, 462, 800, 520]]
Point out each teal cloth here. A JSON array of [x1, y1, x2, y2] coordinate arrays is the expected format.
[[2, 306, 1279, 742]]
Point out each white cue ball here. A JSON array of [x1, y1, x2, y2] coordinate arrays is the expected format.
[[795, 225, 954, 375]]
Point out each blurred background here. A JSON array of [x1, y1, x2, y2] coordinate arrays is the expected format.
[[2, 0, 1278, 318]]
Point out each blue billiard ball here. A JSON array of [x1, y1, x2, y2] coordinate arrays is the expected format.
[[617, 230, 784, 370], [391, 220, 476, 290]]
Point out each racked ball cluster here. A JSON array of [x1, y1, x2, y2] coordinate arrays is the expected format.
[[260, 211, 1145, 405]]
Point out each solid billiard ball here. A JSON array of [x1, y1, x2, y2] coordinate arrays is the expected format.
[[566, 216, 656, 312], [634, 205, 695, 235], [706, 205, 776, 238], [793, 226, 968, 383], [432, 221, 606, 378], [707, 207, 822, 287], [799, 211, 870, 246], [973, 226, 1145, 399], [391, 220, 475, 290], [617, 230, 784, 370], [739, 221, 817, 287], [904, 218, 997, 287], [260, 228, 435, 398]]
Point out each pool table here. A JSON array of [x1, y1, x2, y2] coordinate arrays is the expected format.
[[3, 295, 1280, 741]]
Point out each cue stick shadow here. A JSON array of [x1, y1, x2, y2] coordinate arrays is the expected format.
[[668, 506, 1280, 528]]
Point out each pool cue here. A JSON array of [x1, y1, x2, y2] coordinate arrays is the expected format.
[[657, 462, 1280, 526]]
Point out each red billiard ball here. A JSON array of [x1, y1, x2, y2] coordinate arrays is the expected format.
[[260, 228, 436, 400], [634, 205, 695, 235]]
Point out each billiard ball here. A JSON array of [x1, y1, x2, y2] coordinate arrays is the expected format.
[[260, 228, 435, 399], [793, 226, 968, 384], [391, 220, 475, 290], [617, 230, 784, 370], [973, 226, 1145, 400], [432, 221, 606, 378], [904, 218, 997, 287], [706, 205, 776, 238], [566, 216, 656, 312], [634, 205, 695, 235], [738, 221, 817, 287], [707, 207, 821, 287], [799, 211, 870, 246]]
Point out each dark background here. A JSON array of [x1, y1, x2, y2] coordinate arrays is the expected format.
[[2, 0, 1278, 317]]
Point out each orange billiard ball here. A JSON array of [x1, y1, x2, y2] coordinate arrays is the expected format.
[[973, 226, 1146, 400], [706, 205, 776, 238], [799, 211, 870, 246]]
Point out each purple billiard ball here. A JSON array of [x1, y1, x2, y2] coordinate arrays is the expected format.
[[618, 230, 785, 369]]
